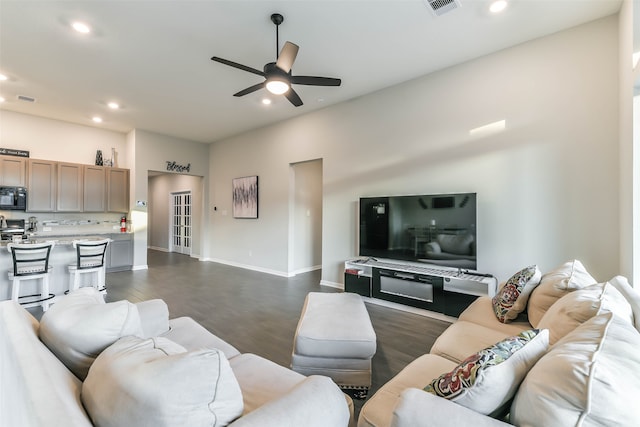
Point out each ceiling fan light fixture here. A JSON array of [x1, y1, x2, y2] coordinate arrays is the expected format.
[[266, 78, 290, 95]]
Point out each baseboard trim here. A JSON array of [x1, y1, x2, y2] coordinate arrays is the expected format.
[[320, 280, 345, 290], [148, 246, 169, 252], [291, 265, 322, 276], [203, 258, 292, 278], [132, 265, 148, 271]]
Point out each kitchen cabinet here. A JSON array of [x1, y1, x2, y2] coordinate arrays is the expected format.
[[25, 159, 129, 213], [107, 168, 129, 213], [0, 157, 26, 186], [56, 162, 83, 212], [83, 165, 106, 212], [106, 233, 133, 272], [27, 159, 56, 212]]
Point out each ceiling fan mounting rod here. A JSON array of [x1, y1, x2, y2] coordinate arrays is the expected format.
[[271, 13, 283, 60]]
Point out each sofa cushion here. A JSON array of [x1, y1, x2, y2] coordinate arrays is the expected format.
[[538, 281, 633, 345], [511, 312, 640, 426], [607, 275, 640, 331], [162, 316, 241, 360], [39, 287, 143, 380], [229, 352, 307, 415], [424, 329, 548, 417], [431, 321, 521, 364], [82, 336, 243, 427], [458, 297, 533, 336], [491, 265, 541, 323], [527, 259, 596, 327], [359, 354, 458, 427]]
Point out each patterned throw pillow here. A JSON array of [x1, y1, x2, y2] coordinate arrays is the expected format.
[[424, 329, 548, 417], [492, 265, 542, 323]]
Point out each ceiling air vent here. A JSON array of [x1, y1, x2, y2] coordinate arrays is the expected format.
[[17, 95, 36, 103], [424, 0, 461, 16]]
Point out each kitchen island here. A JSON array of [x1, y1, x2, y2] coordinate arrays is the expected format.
[[0, 233, 132, 302]]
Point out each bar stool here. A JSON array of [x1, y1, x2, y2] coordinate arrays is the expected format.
[[68, 238, 111, 294], [6, 241, 56, 311]]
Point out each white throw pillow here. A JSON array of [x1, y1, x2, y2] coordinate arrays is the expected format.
[[424, 329, 548, 418], [39, 288, 143, 380], [491, 265, 542, 323], [527, 260, 596, 327], [538, 281, 634, 345], [511, 312, 640, 426], [81, 336, 244, 427]]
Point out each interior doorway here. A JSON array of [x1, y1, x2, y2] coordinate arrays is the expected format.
[[289, 159, 323, 274], [147, 172, 203, 258], [170, 191, 192, 255]]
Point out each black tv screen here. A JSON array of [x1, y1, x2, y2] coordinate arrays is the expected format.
[[359, 193, 477, 270]]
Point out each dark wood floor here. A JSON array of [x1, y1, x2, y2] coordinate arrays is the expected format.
[[35, 250, 452, 416]]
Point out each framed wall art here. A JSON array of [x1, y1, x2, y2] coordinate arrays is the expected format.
[[232, 175, 258, 219]]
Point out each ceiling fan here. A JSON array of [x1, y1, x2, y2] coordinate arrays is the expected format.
[[211, 13, 341, 107]]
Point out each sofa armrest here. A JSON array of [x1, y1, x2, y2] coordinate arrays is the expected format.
[[135, 299, 169, 338], [391, 388, 512, 427], [230, 376, 352, 427]]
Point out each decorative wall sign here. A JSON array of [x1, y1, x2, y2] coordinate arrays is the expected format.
[[0, 148, 30, 158], [166, 161, 191, 173], [232, 175, 258, 219]]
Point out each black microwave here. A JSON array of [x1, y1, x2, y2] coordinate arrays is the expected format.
[[0, 187, 27, 210]]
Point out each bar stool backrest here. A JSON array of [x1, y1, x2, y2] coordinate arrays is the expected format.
[[73, 239, 110, 270], [7, 242, 56, 277]]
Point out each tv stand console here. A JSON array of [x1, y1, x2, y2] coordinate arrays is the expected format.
[[344, 258, 498, 317]]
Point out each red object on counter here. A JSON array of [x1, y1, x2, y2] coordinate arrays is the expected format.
[[120, 216, 126, 233]]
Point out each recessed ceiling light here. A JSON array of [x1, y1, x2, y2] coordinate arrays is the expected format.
[[0, 74, 8, 81], [92, 116, 103, 123], [0, 97, 5, 103], [261, 98, 272, 105], [107, 102, 120, 109], [489, 0, 508, 14], [72, 21, 91, 34]]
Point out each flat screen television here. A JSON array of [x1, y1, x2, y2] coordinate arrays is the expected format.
[[359, 193, 477, 270]]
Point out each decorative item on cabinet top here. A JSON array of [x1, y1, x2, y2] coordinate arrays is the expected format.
[[95, 150, 103, 166]]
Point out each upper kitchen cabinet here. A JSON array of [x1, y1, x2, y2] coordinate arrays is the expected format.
[[107, 167, 129, 213], [83, 165, 106, 212], [27, 159, 56, 212], [0, 156, 26, 186], [56, 162, 83, 212]]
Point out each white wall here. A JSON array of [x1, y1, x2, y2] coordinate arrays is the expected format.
[[208, 16, 621, 284], [0, 110, 126, 165], [148, 173, 204, 258], [129, 129, 209, 269]]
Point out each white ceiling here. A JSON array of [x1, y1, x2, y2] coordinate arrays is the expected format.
[[0, 0, 623, 144]]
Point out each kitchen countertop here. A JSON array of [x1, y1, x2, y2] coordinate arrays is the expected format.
[[0, 234, 130, 247]]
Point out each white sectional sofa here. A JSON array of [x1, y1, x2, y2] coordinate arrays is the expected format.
[[358, 260, 640, 427], [0, 288, 353, 427]]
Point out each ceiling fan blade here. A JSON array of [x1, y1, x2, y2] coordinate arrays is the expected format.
[[211, 57, 265, 77], [284, 87, 303, 107], [276, 41, 299, 73], [233, 82, 265, 97], [291, 75, 341, 86]]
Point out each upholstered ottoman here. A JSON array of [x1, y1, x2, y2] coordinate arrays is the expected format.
[[291, 292, 377, 398]]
